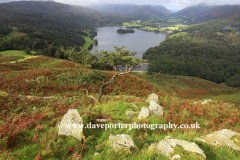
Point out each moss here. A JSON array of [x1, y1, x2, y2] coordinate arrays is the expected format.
[[230, 134, 240, 147], [0, 90, 8, 97], [94, 101, 139, 120], [170, 145, 205, 160]]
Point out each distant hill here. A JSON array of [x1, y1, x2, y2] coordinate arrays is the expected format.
[[193, 5, 240, 23], [148, 5, 171, 14], [86, 4, 141, 15], [128, 5, 171, 18], [175, 3, 217, 17], [142, 9, 240, 87], [0, 1, 124, 25], [87, 4, 171, 18], [0, 1, 131, 56]]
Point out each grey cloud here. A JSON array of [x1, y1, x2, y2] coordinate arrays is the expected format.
[[1, 0, 240, 10]]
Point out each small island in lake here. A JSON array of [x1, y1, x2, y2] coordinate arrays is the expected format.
[[117, 29, 135, 34]]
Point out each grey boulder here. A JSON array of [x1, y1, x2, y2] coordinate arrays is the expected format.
[[58, 109, 83, 141], [109, 134, 138, 152]]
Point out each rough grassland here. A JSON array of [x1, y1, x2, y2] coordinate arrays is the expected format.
[[1, 27, 26, 41], [0, 50, 27, 56], [0, 53, 239, 159]]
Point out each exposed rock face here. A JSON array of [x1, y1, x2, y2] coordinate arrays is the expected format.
[[148, 136, 206, 160], [149, 100, 163, 116], [195, 129, 240, 151], [138, 107, 150, 119], [145, 93, 159, 103], [58, 109, 83, 141], [126, 111, 137, 118], [109, 134, 138, 152]]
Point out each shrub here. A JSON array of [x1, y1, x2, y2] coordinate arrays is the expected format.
[[147, 71, 153, 75], [25, 48, 32, 55]]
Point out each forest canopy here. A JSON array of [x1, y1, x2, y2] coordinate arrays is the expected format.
[[143, 17, 240, 87]]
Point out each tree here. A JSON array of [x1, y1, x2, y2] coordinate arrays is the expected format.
[[90, 46, 147, 104], [88, 44, 93, 50], [25, 48, 32, 55], [64, 46, 148, 110], [64, 46, 93, 68], [94, 39, 98, 45]]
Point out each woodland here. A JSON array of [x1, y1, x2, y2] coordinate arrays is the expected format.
[[143, 12, 240, 87]]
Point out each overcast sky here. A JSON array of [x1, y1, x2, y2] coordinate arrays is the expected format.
[[1, 0, 240, 10]]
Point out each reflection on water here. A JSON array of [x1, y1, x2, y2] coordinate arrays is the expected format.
[[91, 26, 166, 71]]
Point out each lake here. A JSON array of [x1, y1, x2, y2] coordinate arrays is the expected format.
[[92, 26, 166, 71]]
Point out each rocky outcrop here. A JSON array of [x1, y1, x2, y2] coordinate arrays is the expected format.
[[149, 100, 163, 116], [145, 93, 159, 103], [171, 154, 181, 160], [138, 107, 150, 119], [148, 136, 206, 160], [201, 99, 212, 105], [109, 134, 138, 152], [58, 109, 83, 141], [126, 111, 137, 118], [195, 129, 240, 151]]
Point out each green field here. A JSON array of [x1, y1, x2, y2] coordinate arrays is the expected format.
[[132, 20, 141, 24], [122, 22, 132, 27], [83, 35, 95, 48], [141, 26, 158, 31], [169, 32, 189, 38], [122, 21, 142, 28], [122, 21, 189, 33]]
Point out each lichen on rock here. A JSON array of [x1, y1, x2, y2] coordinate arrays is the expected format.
[[58, 109, 83, 141], [145, 93, 159, 103], [148, 136, 206, 160], [109, 134, 138, 153], [195, 129, 240, 151]]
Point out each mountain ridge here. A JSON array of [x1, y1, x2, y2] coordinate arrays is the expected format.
[[175, 3, 218, 17], [86, 4, 171, 18], [192, 5, 240, 23]]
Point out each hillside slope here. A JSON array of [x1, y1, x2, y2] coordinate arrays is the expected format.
[[0, 51, 239, 159], [87, 4, 171, 18], [143, 10, 240, 87], [0, 1, 131, 56], [193, 5, 240, 23], [175, 3, 217, 17]]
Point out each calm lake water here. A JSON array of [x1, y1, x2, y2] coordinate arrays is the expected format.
[[92, 26, 166, 71]]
